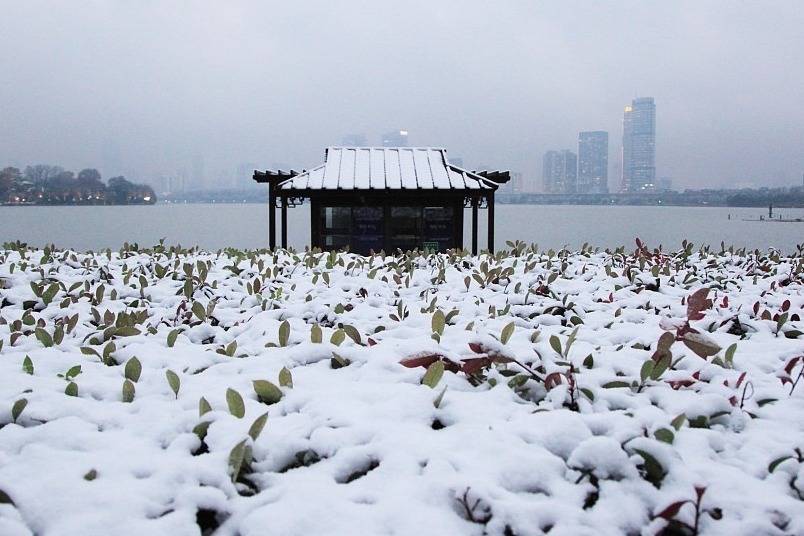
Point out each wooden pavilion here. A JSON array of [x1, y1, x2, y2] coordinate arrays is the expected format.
[[253, 147, 509, 255]]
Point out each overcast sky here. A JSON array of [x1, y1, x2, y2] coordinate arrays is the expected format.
[[1, 1, 802, 191]]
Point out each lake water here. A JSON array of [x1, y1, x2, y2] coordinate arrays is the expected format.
[[1, 203, 801, 253]]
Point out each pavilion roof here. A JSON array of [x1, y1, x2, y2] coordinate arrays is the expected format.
[[273, 147, 506, 191]]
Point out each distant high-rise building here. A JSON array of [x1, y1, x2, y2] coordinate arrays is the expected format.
[[542, 150, 577, 194], [621, 97, 656, 192], [578, 131, 609, 194], [381, 130, 409, 147], [341, 134, 367, 147]]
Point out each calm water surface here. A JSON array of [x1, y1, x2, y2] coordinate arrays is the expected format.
[[1, 203, 801, 253]]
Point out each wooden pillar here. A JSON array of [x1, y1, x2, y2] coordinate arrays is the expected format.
[[487, 193, 495, 253], [281, 197, 288, 249], [471, 197, 479, 255], [268, 181, 277, 250]]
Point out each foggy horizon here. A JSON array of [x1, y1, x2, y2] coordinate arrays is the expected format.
[[1, 2, 802, 192]]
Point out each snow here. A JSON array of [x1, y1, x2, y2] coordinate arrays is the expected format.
[[0, 242, 803, 535]]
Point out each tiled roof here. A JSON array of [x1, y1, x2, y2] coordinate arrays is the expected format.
[[276, 147, 497, 191]]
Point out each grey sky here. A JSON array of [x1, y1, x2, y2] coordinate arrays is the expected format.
[[1, 1, 802, 191]]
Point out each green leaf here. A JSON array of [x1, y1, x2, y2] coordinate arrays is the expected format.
[[582, 354, 594, 369], [226, 387, 246, 418], [330, 353, 350, 369], [310, 324, 323, 344], [433, 385, 447, 408], [633, 448, 666, 487], [253, 380, 283, 405], [431, 309, 446, 336], [650, 353, 671, 381], [124, 357, 142, 383], [768, 456, 793, 473], [103, 342, 116, 364], [549, 335, 562, 356], [640, 360, 655, 383], [330, 329, 346, 346], [670, 414, 687, 430], [35, 327, 53, 348], [564, 326, 579, 355], [682, 332, 721, 358], [0, 489, 16, 506], [198, 396, 212, 417], [580, 388, 595, 402], [65, 381, 78, 397], [343, 325, 361, 345], [225, 340, 238, 357], [654, 428, 675, 444], [167, 328, 180, 348], [602, 381, 631, 389], [191, 301, 206, 322], [166, 370, 181, 399], [65, 365, 82, 380], [192, 421, 210, 441], [422, 360, 445, 389], [500, 321, 515, 345], [11, 398, 27, 423], [22, 355, 34, 375], [248, 412, 269, 441], [278, 367, 293, 388], [228, 439, 248, 483], [122, 379, 135, 403], [83, 469, 98, 481], [278, 320, 290, 347]]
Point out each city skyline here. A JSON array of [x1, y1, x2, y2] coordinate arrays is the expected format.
[[1, 3, 801, 191]]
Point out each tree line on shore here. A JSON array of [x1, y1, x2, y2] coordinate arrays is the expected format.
[[0, 165, 156, 205]]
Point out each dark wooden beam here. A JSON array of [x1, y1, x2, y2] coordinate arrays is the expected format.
[[487, 193, 495, 253], [281, 197, 288, 249], [471, 198, 479, 255]]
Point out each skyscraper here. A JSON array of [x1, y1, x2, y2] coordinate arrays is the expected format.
[[542, 150, 577, 194], [578, 131, 609, 194], [381, 130, 409, 147], [621, 97, 656, 192]]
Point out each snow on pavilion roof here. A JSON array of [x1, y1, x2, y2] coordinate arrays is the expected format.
[[276, 147, 498, 191]]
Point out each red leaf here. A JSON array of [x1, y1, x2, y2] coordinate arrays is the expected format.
[[655, 500, 688, 521], [460, 357, 492, 374], [782, 299, 790, 312], [367, 338, 377, 346], [784, 356, 802, 376], [400, 354, 443, 369], [736, 371, 747, 389], [544, 372, 564, 390], [753, 301, 760, 316], [468, 342, 484, 354]]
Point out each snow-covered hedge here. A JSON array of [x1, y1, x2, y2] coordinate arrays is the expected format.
[[1, 240, 802, 535]]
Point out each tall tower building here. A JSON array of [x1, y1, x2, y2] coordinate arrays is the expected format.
[[381, 130, 409, 147], [621, 97, 656, 192], [542, 150, 577, 194], [578, 131, 609, 194]]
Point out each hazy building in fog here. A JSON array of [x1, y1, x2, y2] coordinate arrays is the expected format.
[[621, 97, 656, 192], [542, 150, 577, 194], [381, 130, 409, 147], [578, 131, 608, 194], [341, 134, 367, 147]]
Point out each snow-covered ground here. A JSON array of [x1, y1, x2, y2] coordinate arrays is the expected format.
[[1, 240, 802, 535]]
